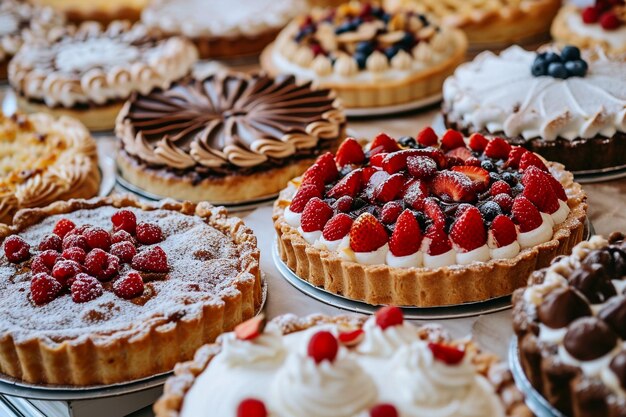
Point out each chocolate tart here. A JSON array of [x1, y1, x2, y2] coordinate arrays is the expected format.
[[0, 195, 262, 385]]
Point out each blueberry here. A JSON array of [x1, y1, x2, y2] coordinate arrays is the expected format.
[[511, 183, 524, 196], [351, 17, 363, 28], [398, 32, 415, 50], [479, 201, 502, 222], [372, 6, 384, 18], [543, 52, 561, 65], [412, 211, 428, 230], [489, 172, 502, 182], [548, 62, 568, 79], [481, 160, 496, 171], [382, 13, 391, 23], [501, 172, 518, 186], [354, 52, 368, 69], [565, 60, 587, 77], [335, 22, 354, 34], [561, 46, 581, 62], [352, 197, 367, 210], [418, 14, 429, 26], [399, 136, 417, 147], [384, 45, 400, 60], [531, 59, 547, 77], [356, 41, 375, 55]]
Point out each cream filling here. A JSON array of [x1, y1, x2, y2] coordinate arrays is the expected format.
[[489, 241, 521, 260], [455, 245, 490, 265], [517, 214, 554, 249], [298, 228, 321, 245], [566, 11, 626, 49], [538, 323, 568, 345], [551, 200, 570, 225], [314, 235, 350, 252], [284, 207, 302, 228], [423, 249, 456, 269], [386, 251, 423, 268], [354, 243, 389, 266]]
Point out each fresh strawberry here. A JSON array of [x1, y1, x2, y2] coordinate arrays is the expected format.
[[370, 133, 400, 153], [490, 180, 511, 196], [3, 235, 30, 263], [113, 271, 145, 299], [327, 170, 362, 198], [71, 273, 103, 303], [446, 146, 472, 162], [423, 198, 446, 228], [307, 331, 339, 364], [504, 146, 527, 169], [335, 138, 365, 167], [302, 152, 338, 185], [111, 210, 137, 234], [451, 166, 489, 192], [375, 306, 403, 329], [424, 226, 452, 256], [468, 133, 488, 152], [289, 184, 322, 213], [131, 246, 169, 273], [389, 210, 422, 256], [370, 404, 399, 417], [84, 227, 112, 251], [338, 329, 365, 347], [30, 273, 62, 305], [136, 222, 164, 245], [512, 196, 543, 232], [360, 167, 377, 183], [383, 149, 446, 173], [38, 234, 62, 252], [484, 137, 511, 160], [31, 250, 60, 275], [431, 171, 476, 202], [237, 399, 267, 417], [332, 195, 353, 213], [440, 129, 465, 150], [465, 157, 481, 167], [493, 193, 514, 213], [379, 201, 404, 224], [365, 171, 390, 201], [369, 152, 387, 167], [53, 218, 76, 238], [522, 166, 560, 213], [322, 213, 353, 241], [416, 126, 438, 147], [301, 198, 333, 232], [349, 213, 388, 252], [519, 152, 548, 172], [449, 206, 486, 251], [402, 179, 427, 210], [546, 173, 567, 201], [407, 156, 437, 179], [234, 315, 267, 341], [428, 342, 465, 365], [489, 215, 517, 247], [374, 173, 405, 203]]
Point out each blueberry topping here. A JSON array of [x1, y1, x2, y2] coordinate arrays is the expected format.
[[531, 60, 547, 77], [399, 136, 417, 147], [356, 41, 375, 56], [531, 46, 587, 79], [384, 45, 400, 60], [565, 60, 587, 77], [481, 160, 496, 172], [501, 172, 518, 186], [398, 32, 415, 50], [561, 45, 581, 62], [479, 201, 502, 222], [543, 52, 561, 65], [354, 52, 368, 69]]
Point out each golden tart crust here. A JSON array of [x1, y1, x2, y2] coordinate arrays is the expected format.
[[0, 195, 262, 386], [0, 112, 100, 224], [32, 0, 148, 23]]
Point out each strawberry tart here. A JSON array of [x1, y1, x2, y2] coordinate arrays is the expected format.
[[0, 195, 262, 385], [273, 129, 587, 307], [154, 307, 531, 417]]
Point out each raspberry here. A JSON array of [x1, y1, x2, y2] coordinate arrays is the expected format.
[[38, 234, 62, 252], [600, 11, 621, 30], [113, 272, 144, 299], [31, 250, 60, 275], [112, 230, 135, 244], [111, 209, 137, 234], [490, 180, 512, 196], [236, 398, 267, 417], [3, 235, 30, 263], [30, 273, 62, 305], [52, 218, 76, 238], [582, 6, 599, 23], [375, 306, 404, 329], [52, 260, 83, 286], [84, 227, 111, 251], [333, 195, 354, 213], [131, 246, 169, 273], [62, 247, 87, 264], [70, 273, 103, 303], [307, 331, 339, 364], [68, 224, 91, 236], [85, 249, 120, 281], [136, 223, 164, 245], [62, 234, 89, 252], [370, 404, 399, 417], [493, 193, 514, 213], [110, 241, 137, 263]]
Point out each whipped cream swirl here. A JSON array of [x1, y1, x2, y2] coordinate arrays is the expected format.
[[220, 323, 286, 368], [356, 316, 418, 357]]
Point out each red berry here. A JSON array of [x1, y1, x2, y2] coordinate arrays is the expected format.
[[546, 173, 567, 202], [484, 137, 511, 159], [38, 234, 62, 252], [136, 223, 164, 245], [468, 133, 488, 152], [407, 156, 437, 179], [110, 241, 137, 263], [370, 133, 400, 153], [3, 235, 30, 263], [440, 129, 465, 150], [322, 213, 353, 241], [379, 201, 404, 224], [132, 246, 169, 273], [374, 173, 405, 203], [431, 171, 476, 203], [289, 184, 322, 214], [31, 250, 60, 274], [327, 170, 362, 198], [389, 210, 422, 256], [402, 180, 427, 210], [493, 193, 514, 213], [300, 198, 334, 233], [416, 126, 438, 147], [349, 213, 388, 253], [113, 271, 144, 299], [428, 342, 466, 365], [582, 6, 600, 23], [307, 331, 339, 364], [450, 165, 490, 192], [446, 147, 472, 163], [489, 215, 518, 247], [335, 138, 365, 167], [490, 180, 511, 196], [70, 273, 103, 303], [375, 306, 404, 329], [62, 234, 89, 252], [450, 206, 486, 251], [111, 209, 137, 234], [237, 398, 267, 417], [333, 195, 354, 213], [369, 153, 387, 168], [370, 404, 399, 417], [423, 198, 446, 228], [522, 166, 560, 214], [465, 157, 481, 167], [234, 315, 267, 341], [504, 146, 527, 169], [600, 11, 621, 30], [512, 196, 543, 233], [53, 218, 76, 238], [52, 260, 83, 286], [424, 226, 452, 256], [338, 329, 365, 347], [519, 152, 548, 172], [302, 153, 338, 185], [84, 249, 120, 281], [112, 230, 136, 245], [30, 273, 62, 305], [62, 247, 86, 264], [84, 227, 112, 251]]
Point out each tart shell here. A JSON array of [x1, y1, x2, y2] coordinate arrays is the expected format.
[[0, 195, 263, 386], [189, 29, 281, 59], [272, 162, 587, 307]]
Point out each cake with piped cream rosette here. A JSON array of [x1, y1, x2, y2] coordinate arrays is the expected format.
[[0, 195, 262, 386], [442, 45, 626, 172], [154, 307, 531, 417], [513, 233, 626, 416], [273, 129, 587, 307], [261, 2, 467, 108]]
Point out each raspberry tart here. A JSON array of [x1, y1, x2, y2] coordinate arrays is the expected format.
[[154, 307, 531, 417], [0, 195, 262, 385], [261, 2, 467, 109], [273, 129, 587, 307], [552, 1, 626, 55], [116, 72, 346, 204], [0, 112, 100, 224], [513, 233, 626, 416], [443, 45, 626, 173]]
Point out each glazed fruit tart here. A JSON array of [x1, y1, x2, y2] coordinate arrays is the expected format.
[[443, 45, 626, 173], [154, 307, 531, 417], [0, 112, 100, 224], [0, 195, 262, 386], [261, 2, 467, 108], [273, 129, 587, 307], [116, 72, 346, 204], [513, 233, 626, 417]]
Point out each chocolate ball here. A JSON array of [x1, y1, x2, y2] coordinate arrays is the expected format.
[[563, 317, 618, 361], [537, 287, 591, 329], [598, 296, 626, 339], [610, 351, 626, 390], [569, 263, 616, 304]]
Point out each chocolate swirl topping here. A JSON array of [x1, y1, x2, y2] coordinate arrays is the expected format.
[[117, 72, 345, 169]]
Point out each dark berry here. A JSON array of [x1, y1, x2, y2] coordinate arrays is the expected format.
[[531, 59, 547, 76], [398, 136, 417, 148], [384, 45, 400, 60], [543, 52, 561, 65], [479, 201, 502, 222], [565, 60, 587, 77], [398, 32, 414, 49], [561, 46, 581, 62], [3, 235, 30, 263], [548, 62, 568, 79], [354, 51, 368, 69], [501, 172, 518, 186], [480, 160, 496, 172], [355, 41, 375, 55], [39, 234, 62, 252]]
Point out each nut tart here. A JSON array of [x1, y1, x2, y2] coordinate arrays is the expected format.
[[154, 307, 532, 417], [384, 0, 561, 48], [32, 0, 149, 23], [552, 1, 626, 56], [8, 20, 198, 132], [513, 233, 626, 416], [260, 2, 468, 109], [273, 129, 587, 307], [116, 72, 346, 204], [0, 195, 262, 385], [0, 112, 99, 225], [141, 0, 307, 59], [0, 0, 64, 80], [443, 45, 626, 173]]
